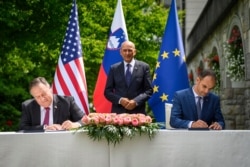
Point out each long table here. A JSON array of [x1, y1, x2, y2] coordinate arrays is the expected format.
[[1, 130, 250, 167]]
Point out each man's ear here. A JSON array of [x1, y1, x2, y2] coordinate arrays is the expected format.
[[195, 77, 201, 84], [133, 49, 137, 56]]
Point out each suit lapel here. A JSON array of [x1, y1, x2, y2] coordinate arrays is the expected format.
[[119, 62, 131, 87], [131, 60, 139, 82], [33, 102, 42, 124], [187, 88, 199, 119], [118, 62, 125, 78]]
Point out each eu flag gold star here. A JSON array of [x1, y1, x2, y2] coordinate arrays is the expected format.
[[161, 51, 169, 59], [153, 85, 159, 93], [156, 61, 160, 69], [160, 93, 168, 102], [153, 73, 157, 81], [173, 48, 180, 57]]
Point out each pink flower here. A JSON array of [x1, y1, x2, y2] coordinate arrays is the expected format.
[[132, 118, 139, 126], [112, 117, 119, 125], [82, 115, 90, 125], [92, 117, 100, 124], [105, 115, 112, 124], [98, 114, 106, 124], [136, 113, 146, 117], [138, 117, 146, 125], [118, 117, 124, 126], [81, 113, 154, 127], [88, 113, 98, 118], [123, 117, 131, 125], [145, 116, 152, 123]]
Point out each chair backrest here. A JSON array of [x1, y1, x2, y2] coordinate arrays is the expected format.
[[165, 103, 174, 129]]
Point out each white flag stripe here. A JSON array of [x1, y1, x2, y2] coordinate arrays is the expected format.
[[53, 72, 61, 94], [111, 0, 128, 38]]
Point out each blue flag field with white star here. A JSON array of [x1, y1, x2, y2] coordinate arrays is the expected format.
[[148, 0, 189, 123]]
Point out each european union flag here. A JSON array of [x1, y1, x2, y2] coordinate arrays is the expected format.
[[148, 0, 189, 123]]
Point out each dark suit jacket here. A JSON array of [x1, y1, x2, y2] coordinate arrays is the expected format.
[[19, 95, 84, 130], [104, 60, 153, 114], [170, 88, 225, 129]]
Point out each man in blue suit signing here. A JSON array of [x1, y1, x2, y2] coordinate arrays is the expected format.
[[170, 69, 225, 130], [104, 41, 153, 114]]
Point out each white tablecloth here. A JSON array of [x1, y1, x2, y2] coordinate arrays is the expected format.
[[1, 130, 250, 167]]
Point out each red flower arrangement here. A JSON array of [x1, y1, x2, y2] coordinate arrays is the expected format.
[[77, 113, 160, 145], [212, 55, 219, 62]]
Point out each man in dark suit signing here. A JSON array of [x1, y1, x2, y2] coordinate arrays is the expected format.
[[170, 69, 225, 130], [104, 41, 153, 114], [19, 77, 84, 131]]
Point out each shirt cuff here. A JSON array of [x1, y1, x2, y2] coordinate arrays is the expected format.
[[188, 121, 193, 128], [118, 98, 122, 104]]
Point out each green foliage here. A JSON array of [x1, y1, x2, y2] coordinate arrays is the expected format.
[[0, 0, 184, 131], [77, 123, 160, 146]]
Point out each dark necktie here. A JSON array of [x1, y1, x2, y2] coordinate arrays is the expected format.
[[196, 96, 202, 119], [43, 107, 50, 125], [125, 64, 132, 85]]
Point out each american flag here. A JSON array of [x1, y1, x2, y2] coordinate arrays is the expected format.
[[52, 0, 89, 115]]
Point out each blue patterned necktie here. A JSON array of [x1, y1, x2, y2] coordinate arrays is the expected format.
[[196, 96, 202, 118], [125, 64, 132, 85]]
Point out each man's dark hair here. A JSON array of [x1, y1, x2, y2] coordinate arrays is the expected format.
[[29, 77, 50, 91], [198, 69, 217, 81]]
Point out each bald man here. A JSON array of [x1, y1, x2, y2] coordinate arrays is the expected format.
[[104, 41, 153, 114]]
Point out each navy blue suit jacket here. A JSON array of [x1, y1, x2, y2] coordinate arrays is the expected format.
[[170, 88, 225, 129], [19, 95, 84, 130], [104, 60, 153, 114]]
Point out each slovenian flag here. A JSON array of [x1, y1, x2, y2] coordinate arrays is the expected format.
[[93, 0, 128, 113]]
